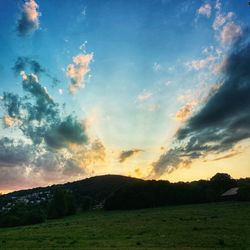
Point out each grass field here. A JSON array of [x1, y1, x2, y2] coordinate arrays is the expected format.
[[0, 202, 249, 250]]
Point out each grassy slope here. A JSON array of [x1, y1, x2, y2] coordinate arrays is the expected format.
[[0, 202, 249, 250]]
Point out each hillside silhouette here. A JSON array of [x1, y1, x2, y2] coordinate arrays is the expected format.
[[0, 173, 249, 227]]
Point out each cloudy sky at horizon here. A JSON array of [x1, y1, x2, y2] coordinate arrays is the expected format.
[[0, 0, 250, 193]]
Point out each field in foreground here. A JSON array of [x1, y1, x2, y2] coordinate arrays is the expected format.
[[0, 202, 249, 250]]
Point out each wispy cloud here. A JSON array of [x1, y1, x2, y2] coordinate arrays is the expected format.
[[153, 62, 162, 72], [212, 146, 242, 161], [119, 149, 142, 163], [137, 90, 153, 103]]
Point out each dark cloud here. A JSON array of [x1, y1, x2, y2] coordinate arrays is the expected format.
[[2, 92, 22, 119], [13, 57, 60, 86], [0, 56, 104, 189], [17, 0, 40, 36], [3, 66, 88, 149], [45, 116, 88, 149], [13, 57, 45, 75], [34, 151, 84, 176], [152, 34, 250, 177], [0, 137, 34, 167], [0, 166, 31, 191], [119, 149, 142, 163]]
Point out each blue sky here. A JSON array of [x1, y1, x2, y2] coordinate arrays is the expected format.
[[0, 0, 250, 192]]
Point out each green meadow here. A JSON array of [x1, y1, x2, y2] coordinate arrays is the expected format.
[[0, 202, 249, 250]]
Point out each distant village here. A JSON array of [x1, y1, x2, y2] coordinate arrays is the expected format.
[[0, 190, 52, 212]]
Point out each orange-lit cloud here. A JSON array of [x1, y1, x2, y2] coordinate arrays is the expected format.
[[175, 101, 198, 122], [3, 116, 15, 127], [67, 53, 93, 94], [17, 0, 40, 36], [212, 146, 242, 161]]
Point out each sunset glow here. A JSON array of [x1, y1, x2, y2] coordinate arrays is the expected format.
[[0, 0, 249, 193]]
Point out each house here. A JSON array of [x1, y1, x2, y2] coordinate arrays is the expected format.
[[221, 187, 239, 200]]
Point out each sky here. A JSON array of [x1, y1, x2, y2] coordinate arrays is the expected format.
[[0, 0, 250, 193]]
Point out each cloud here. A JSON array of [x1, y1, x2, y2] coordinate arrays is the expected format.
[[153, 62, 162, 72], [215, 0, 221, 11], [44, 116, 88, 149], [67, 53, 93, 94], [13, 57, 60, 85], [68, 139, 106, 169], [17, 0, 40, 36], [0, 57, 107, 190], [119, 149, 142, 163], [187, 55, 216, 71], [0, 137, 34, 167], [2, 115, 15, 127], [152, 149, 192, 176], [2, 60, 90, 158], [197, 3, 211, 18], [13, 57, 44, 75], [220, 22, 242, 45], [175, 101, 198, 122], [4, 59, 89, 149], [213, 12, 234, 31], [137, 91, 153, 103], [210, 1, 241, 46], [212, 146, 242, 161], [152, 33, 250, 177], [59, 89, 64, 95], [34, 150, 84, 176]]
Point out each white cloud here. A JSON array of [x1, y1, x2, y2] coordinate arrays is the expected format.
[[58, 89, 64, 95], [213, 12, 234, 30], [187, 55, 216, 71], [220, 22, 242, 45], [215, 0, 221, 11], [197, 3, 212, 18]]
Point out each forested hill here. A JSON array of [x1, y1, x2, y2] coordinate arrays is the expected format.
[[0, 173, 250, 228], [0, 175, 144, 208]]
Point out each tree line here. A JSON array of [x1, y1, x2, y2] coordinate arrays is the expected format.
[[0, 173, 249, 227]]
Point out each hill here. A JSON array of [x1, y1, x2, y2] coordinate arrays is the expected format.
[[0, 175, 144, 209], [0, 173, 249, 228]]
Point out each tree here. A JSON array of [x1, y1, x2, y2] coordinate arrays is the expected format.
[[47, 188, 76, 219], [237, 184, 250, 201], [210, 173, 237, 198], [81, 196, 92, 211]]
